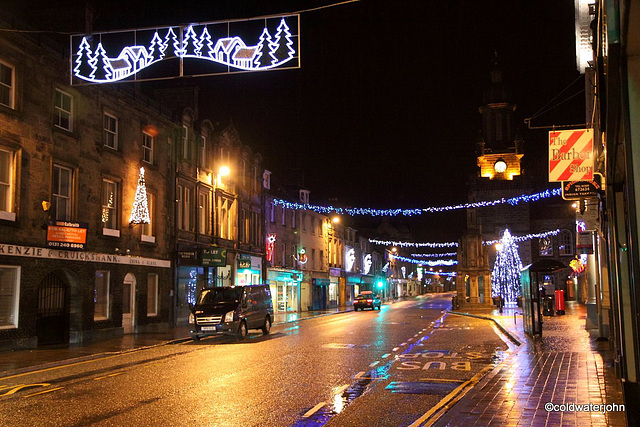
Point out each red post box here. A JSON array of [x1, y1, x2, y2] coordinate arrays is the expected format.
[[555, 290, 565, 315]]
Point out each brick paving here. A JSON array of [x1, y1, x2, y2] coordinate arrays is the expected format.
[[432, 301, 627, 426]]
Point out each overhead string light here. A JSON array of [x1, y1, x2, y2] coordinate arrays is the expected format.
[[391, 254, 457, 266], [272, 188, 562, 217], [410, 252, 458, 258], [370, 229, 562, 248]]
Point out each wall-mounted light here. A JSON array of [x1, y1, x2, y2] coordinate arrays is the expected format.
[[494, 158, 507, 173]]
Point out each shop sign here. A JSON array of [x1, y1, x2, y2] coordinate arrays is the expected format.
[[202, 248, 226, 267], [329, 268, 341, 277], [562, 174, 602, 200], [46, 221, 88, 250], [238, 254, 252, 269], [549, 129, 594, 182], [577, 231, 594, 254], [177, 250, 198, 266]]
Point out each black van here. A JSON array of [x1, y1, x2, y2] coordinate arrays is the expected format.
[[189, 285, 274, 340]]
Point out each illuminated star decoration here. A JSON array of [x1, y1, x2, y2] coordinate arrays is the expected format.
[[273, 188, 562, 217], [266, 233, 277, 263], [129, 167, 151, 224], [73, 17, 297, 83]]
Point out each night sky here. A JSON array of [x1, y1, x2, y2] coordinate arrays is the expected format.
[[10, 0, 585, 243]]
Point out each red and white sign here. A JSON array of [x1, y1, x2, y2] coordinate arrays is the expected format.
[[549, 129, 594, 182]]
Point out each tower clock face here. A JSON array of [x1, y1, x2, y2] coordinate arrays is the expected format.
[[494, 159, 507, 173]]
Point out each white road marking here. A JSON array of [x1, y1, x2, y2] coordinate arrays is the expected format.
[[382, 353, 390, 359], [369, 361, 380, 367], [303, 402, 326, 418], [354, 371, 365, 379], [392, 347, 399, 351]]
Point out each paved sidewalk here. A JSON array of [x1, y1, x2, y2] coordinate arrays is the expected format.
[[0, 307, 354, 377], [430, 301, 627, 426]]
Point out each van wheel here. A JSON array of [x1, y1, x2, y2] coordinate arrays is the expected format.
[[191, 335, 200, 341], [237, 321, 248, 340], [262, 316, 271, 335]]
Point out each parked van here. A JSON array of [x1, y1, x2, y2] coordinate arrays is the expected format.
[[189, 285, 273, 340]]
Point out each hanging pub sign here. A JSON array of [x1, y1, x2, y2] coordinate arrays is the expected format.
[[549, 129, 594, 182], [46, 221, 88, 250], [70, 14, 299, 85], [562, 173, 602, 200]]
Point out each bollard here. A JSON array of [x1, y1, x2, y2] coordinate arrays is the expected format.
[[555, 290, 565, 315]]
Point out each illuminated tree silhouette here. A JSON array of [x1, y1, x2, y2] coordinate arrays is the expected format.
[[273, 18, 296, 63], [254, 28, 277, 68], [90, 43, 112, 81], [197, 27, 215, 58], [74, 38, 95, 79], [182, 26, 201, 57], [164, 27, 181, 57], [491, 229, 522, 303], [129, 167, 150, 225], [149, 31, 166, 62]]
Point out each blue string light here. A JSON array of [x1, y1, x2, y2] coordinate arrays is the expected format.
[[272, 188, 562, 217], [370, 229, 562, 248]]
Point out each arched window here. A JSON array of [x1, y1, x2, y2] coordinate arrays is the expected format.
[[558, 229, 574, 256]]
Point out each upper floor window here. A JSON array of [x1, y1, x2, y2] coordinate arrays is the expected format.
[[101, 179, 119, 232], [301, 213, 306, 231], [0, 147, 16, 220], [200, 135, 208, 169], [218, 196, 234, 240], [292, 210, 296, 229], [52, 164, 73, 221], [269, 202, 275, 222], [539, 236, 553, 257], [198, 192, 209, 235], [103, 113, 118, 150], [177, 185, 192, 231], [142, 192, 155, 243], [558, 230, 574, 256], [182, 125, 189, 159], [142, 131, 154, 164], [54, 89, 73, 132], [0, 61, 14, 109]]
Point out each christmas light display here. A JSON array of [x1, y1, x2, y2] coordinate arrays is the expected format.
[[390, 254, 457, 266], [363, 254, 373, 275], [273, 188, 562, 217], [491, 229, 522, 303], [72, 16, 298, 84], [424, 270, 457, 277], [266, 233, 276, 263], [411, 252, 458, 258], [371, 229, 562, 248], [129, 167, 151, 224], [187, 269, 197, 305]]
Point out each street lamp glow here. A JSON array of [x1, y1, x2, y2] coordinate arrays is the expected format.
[[219, 165, 230, 176], [332, 216, 340, 223], [495, 242, 504, 252]]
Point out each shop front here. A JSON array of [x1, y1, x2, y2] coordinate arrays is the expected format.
[[267, 268, 302, 313], [236, 254, 262, 287]]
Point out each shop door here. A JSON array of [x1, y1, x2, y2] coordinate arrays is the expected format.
[[37, 273, 69, 345], [123, 273, 136, 334], [312, 284, 327, 310]]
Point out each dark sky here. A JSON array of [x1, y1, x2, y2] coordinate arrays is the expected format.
[[11, 0, 585, 243]]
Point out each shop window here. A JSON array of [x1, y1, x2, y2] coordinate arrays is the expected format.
[[558, 230, 574, 256], [0, 147, 16, 221], [147, 274, 158, 316], [94, 270, 110, 320], [0, 61, 14, 109], [103, 113, 118, 150], [101, 179, 119, 235], [0, 266, 20, 328], [52, 164, 73, 221], [142, 131, 154, 164], [54, 89, 73, 131]]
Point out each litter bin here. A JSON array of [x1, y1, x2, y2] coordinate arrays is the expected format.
[[451, 295, 459, 310], [555, 290, 565, 315], [543, 295, 555, 316]]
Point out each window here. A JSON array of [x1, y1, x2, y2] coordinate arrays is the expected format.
[[302, 213, 306, 231], [269, 202, 275, 222], [101, 179, 118, 232], [198, 192, 209, 234], [0, 266, 20, 329], [52, 164, 72, 221], [240, 208, 249, 243], [292, 210, 296, 229], [539, 236, 553, 256], [320, 250, 324, 270], [281, 206, 285, 226], [251, 211, 260, 246], [558, 230, 574, 256], [142, 192, 155, 242], [318, 219, 323, 237], [94, 270, 110, 320], [0, 147, 15, 219], [218, 196, 234, 240], [200, 135, 208, 169], [54, 89, 73, 131], [178, 186, 191, 231], [0, 61, 14, 109], [311, 248, 316, 270], [142, 131, 154, 164], [311, 217, 315, 235], [104, 113, 118, 149], [147, 273, 158, 316], [182, 125, 189, 159]]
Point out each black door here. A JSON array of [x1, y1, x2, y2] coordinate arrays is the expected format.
[[36, 273, 69, 345]]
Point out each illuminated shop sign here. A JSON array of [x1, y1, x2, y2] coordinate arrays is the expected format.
[[71, 15, 299, 84], [46, 221, 88, 250]]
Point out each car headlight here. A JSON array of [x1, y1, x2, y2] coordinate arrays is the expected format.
[[188, 313, 195, 324], [224, 310, 235, 323]]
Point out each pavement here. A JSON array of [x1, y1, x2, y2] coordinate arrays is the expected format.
[[0, 296, 628, 427], [429, 300, 627, 427]]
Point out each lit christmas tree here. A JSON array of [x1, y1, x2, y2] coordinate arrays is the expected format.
[[491, 229, 522, 304], [129, 167, 151, 224]]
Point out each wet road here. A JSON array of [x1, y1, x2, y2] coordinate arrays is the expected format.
[[0, 295, 508, 427]]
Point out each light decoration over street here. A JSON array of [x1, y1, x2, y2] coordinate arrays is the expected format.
[[491, 229, 522, 304], [390, 254, 458, 266], [273, 188, 562, 217], [129, 167, 151, 224], [266, 234, 276, 263], [371, 229, 562, 248], [71, 15, 299, 84], [411, 252, 458, 258]]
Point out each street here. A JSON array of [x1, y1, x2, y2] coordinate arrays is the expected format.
[[0, 295, 508, 427]]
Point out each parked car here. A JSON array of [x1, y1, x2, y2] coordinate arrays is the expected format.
[[354, 291, 382, 311], [189, 285, 273, 340]]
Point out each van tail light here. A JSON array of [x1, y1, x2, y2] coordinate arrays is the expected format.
[[367, 299, 373, 303]]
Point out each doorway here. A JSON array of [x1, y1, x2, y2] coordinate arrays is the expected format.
[[123, 273, 136, 334], [37, 272, 69, 345]]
